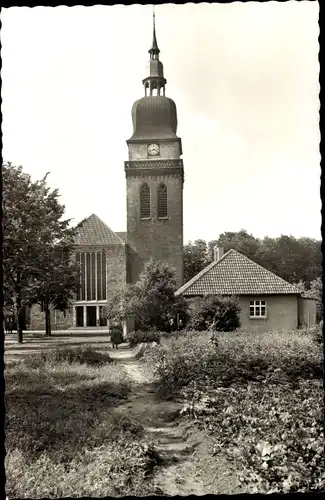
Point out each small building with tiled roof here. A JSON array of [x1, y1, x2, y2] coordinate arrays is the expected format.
[[176, 247, 316, 332]]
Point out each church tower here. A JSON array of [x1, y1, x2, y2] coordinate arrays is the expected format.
[[125, 12, 184, 288]]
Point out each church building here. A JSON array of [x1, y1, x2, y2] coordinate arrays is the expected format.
[[29, 15, 184, 331]]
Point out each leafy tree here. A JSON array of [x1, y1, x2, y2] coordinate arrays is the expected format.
[[103, 258, 189, 331], [184, 230, 321, 289], [2, 162, 80, 342], [187, 295, 241, 332], [213, 229, 260, 262], [183, 239, 210, 282]]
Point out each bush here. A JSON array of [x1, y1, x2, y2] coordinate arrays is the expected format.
[[23, 345, 112, 369], [180, 379, 324, 494], [143, 329, 323, 393], [187, 295, 240, 331], [6, 438, 163, 498], [127, 330, 162, 347], [142, 337, 220, 394]]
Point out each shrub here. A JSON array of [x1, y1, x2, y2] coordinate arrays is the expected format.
[[23, 345, 112, 369], [6, 438, 163, 498], [143, 329, 323, 394], [180, 379, 324, 494], [142, 338, 220, 393], [187, 295, 240, 331], [309, 322, 323, 345], [127, 330, 162, 347]]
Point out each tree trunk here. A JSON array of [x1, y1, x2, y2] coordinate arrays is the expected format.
[[16, 297, 23, 344], [45, 307, 52, 336]]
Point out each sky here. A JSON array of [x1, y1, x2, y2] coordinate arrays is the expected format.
[[1, 3, 321, 243]]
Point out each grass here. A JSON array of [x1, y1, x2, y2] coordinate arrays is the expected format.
[[141, 326, 324, 493], [5, 345, 161, 498]]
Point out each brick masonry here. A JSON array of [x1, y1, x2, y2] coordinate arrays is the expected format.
[[126, 137, 184, 289], [126, 172, 183, 288]]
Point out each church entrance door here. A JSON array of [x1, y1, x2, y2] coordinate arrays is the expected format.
[[87, 306, 96, 327], [76, 306, 84, 327]]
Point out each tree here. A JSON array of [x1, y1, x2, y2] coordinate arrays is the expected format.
[[103, 258, 189, 331], [187, 295, 241, 332], [2, 162, 80, 342], [213, 229, 261, 262], [183, 230, 321, 289], [183, 239, 210, 282], [256, 235, 322, 285], [29, 245, 80, 337]]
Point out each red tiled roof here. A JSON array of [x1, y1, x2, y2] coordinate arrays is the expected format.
[[74, 214, 124, 246], [176, 249, 301, 296]]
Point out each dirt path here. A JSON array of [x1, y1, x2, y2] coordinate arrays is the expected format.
[[110, 345, 243, 496]]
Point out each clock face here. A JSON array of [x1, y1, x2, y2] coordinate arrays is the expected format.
[[148, 143, 160, 156]]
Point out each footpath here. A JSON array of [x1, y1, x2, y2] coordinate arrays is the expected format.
[[109, 346, 243, 496]]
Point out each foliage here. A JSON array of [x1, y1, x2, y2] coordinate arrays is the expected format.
[[183, 231, 321, 286], [142, 328, 324, 493], [187, 295, 241, 332], [23, 345, 113, 368], [300, 322, 323, 346], [127, 329, 162, 347], [5, 354, 162, 497], [183, 239, 210, 283], [180, 379, 324, 494], [103, 258, 189, 331], [143, 328, 323, 392], [2, 162, 80, 341], [6, 440, 162, 498]]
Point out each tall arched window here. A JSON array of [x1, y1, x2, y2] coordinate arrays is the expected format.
[[157, 182, 168, 218], [140, 183, 151, 218]]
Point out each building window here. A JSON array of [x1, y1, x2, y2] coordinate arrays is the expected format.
[[249, 300, 267, 318], [97, 252, 102, 300], [75, 252, 81, 300], [157, 182, 167, 218], [75, 251, 106, 302], [140, 183, 151, 218], [102, 252, 106, 300], [81, 253, 86, 300]]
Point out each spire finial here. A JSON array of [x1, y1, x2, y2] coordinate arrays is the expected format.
[[150, 4, 160, 56]]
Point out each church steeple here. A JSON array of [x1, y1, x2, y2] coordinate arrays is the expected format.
[[142, 8, 166, 96], [149, 9, 160, 59]]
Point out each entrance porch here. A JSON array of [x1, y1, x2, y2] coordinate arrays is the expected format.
[[73, 304, 108, 328]]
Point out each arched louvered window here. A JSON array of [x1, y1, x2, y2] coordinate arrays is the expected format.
[[157, 182, 168, 218], [140, 183, 151, 218]]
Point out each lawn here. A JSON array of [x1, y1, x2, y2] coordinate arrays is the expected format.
[[140, 326, 324, 493], [5, 345, 160, 498]]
